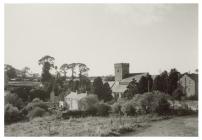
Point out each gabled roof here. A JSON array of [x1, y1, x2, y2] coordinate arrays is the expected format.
[[181, 73, 198, 83], [65, 92, 87, 100], [120, 73, 148, 85]]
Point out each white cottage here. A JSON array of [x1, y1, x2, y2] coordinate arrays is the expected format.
[[64, 92, 87, 110]]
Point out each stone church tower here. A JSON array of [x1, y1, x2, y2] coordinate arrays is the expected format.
[[114, 63, 129, 81]]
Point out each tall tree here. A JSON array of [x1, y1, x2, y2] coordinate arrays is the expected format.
[[168, 68, 180, 95], [60, 63, 70, 79], [69, 63, 77, 80], [103, 82, 113, 102], [93, 77, 104, 101], [38, 55, 55, 83], [124, 78, 138, 99], [78, 63, 90, 78], [138, 74, 153, 94], [153, 71, 169, 93]]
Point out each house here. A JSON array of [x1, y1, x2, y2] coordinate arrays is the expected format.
[[110, 63, 148, 100], [179, 73, 198, 97], [64, 91, 87, 110]]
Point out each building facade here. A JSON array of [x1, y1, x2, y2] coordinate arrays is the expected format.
[[179, 74, 198, 97]]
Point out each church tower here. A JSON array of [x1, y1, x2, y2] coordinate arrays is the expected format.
[[114, 63, 129, 82]]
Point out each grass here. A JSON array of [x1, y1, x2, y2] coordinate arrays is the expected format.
[[4, 114, 168, 136]]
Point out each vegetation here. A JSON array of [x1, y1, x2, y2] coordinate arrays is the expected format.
[[5, 104, 22, 124], [92, 77, 113, 102], [5, 93, 24, 110]]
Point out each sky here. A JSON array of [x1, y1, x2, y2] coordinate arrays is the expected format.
[[5, 4, 198, 76]]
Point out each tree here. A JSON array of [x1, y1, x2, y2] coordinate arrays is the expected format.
[[103, 82, 113, 102], [4, 64, 17, 80], [93, 77, 104, 101], [153, 71, 169, 93], [168, 69, 180, 95], [69, 63, 77, 80], [124, 78, 138, 99], [60, 63, 70, 79], [138, 74, 153, 94], [78, 63, 90, 78], [38, 55, 55, 83]]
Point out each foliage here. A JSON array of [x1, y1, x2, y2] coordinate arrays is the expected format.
[[153, 71, 169, 93], [5, 93, 24, 109], [29, 88, 49, 101], [168, 69, 180, 95], [103, 82, 113, 102], [138, 73, 153, 94], [60, 63, 70, 78], [4, 64, 17, 80], [111, 102, 122, 114], [68, 63, 77, 80], [78, 94, 99, 115], [10, 87, 32, 102], [27, 107, 49, 120], [123, 78, 138, 99], [5, 104, 21, 124], [172, 86, 184, 100], [78, 63, 90, 78], [38, 55, 55, 84], [96, 103, 111, 116], [93, 77, 104, 100], [121, 101, 136, 116], [24, 98, 48, 112]]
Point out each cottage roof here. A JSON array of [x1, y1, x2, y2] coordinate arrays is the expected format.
[[65, 92, 87, 100]]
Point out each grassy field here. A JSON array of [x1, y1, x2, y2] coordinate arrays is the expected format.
[[4, 114, 169, 136]]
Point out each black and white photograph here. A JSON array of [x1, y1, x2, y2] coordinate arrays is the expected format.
[[2, 1, 199, 137]]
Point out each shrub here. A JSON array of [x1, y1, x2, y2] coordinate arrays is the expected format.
[[29, 88, 48, 101], [25, 98, 48, 112], [27, 107, 49, 120], [172, 86, 184, 100], [5, 93, 24, 109], [111, 102, 122, 114], [96, 103, 111, 116], [78, 94, 99, 115], [5, 104, 21, 124], [156, 97, 170, 115], [10, 87, 31, 101], [121, 101, 136, 116]]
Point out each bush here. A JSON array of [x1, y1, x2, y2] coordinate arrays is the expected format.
[[121, 101, 136, 116], [78, 94, 99, 115], [172, 87, 184, 100], [27, 107, 49, 120], [25, 98, 48, 112], [156, 97, 170, 115], [111, 102, 122, 114], [5, 93, 24, 109], [29, 88, 48, 101], [5, 104, 21, 124], [96, 103, 111, 116], [10, 87, 31, 101]]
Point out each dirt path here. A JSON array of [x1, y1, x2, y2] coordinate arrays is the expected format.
[[130, 115, 198, 136]]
